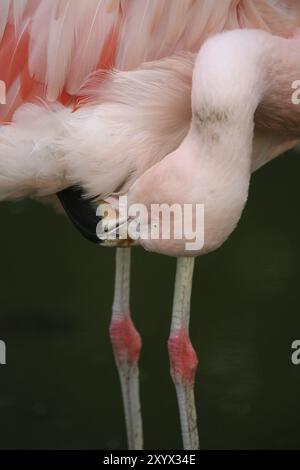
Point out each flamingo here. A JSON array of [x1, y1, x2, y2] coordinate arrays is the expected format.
[[0, 0, 300, 450]]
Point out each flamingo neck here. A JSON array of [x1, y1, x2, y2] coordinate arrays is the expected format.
[[178, 29, 280, 252], [191, 29, 274, 168], [191, 29, 300, 163]]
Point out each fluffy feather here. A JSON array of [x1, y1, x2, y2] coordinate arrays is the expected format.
[[0, 49, 296, 203], [0, 54, 193, 200], [0, 0, 299, 117], [0, 0, 299, 204]]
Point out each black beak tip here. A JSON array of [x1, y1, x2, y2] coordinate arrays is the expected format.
[[57, 186, 101, 244]]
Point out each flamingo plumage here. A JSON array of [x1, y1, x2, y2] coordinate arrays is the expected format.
[[0, 0, 300, 449]]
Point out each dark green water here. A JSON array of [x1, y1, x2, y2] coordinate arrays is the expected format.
[[0, 149, 300, 450]]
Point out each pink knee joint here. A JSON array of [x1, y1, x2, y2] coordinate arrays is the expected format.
[[168, 326, 198, 385], [109, 314, 142, 364]]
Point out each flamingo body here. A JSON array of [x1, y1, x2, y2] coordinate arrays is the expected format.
[[1, 0, 300, 450]]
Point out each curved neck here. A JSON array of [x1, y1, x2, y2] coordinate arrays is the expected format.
[[176, 30, 279, 252], [190, 29, 274, 172], [162, 29, 299, 254], [191, 28, 300, 157]]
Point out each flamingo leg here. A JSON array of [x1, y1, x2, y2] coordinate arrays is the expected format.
[[109, 247, 143, 450], [168, 257, 199, 450]]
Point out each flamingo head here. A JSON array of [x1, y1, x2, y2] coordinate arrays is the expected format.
[[97, 133, 250, 257]]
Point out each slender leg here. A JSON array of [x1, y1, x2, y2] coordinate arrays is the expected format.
[[109, 247, 143, 450], [168, 257, 199, 450]]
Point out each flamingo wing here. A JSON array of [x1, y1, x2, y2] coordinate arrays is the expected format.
[[0, 0, 300, 122]]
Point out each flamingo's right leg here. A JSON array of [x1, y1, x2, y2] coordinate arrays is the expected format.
[[168, 257, 199, 450], [109, 247, 143, 450]]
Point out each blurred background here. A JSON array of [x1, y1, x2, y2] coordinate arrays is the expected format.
[[0, 147, 300, 450]]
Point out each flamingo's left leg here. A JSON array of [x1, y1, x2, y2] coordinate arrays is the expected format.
[[109, 247, 143, 450], [168, 257, 199, 450]]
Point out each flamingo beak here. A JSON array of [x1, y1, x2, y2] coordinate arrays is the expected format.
[[57, 186, 135, 246], [57, 186, 101, 243], [96, 198, 136, 247]]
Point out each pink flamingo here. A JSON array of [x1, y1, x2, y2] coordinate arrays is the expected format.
[[0, 0, 300, 449]]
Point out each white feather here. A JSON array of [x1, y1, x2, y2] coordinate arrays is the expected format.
[[28, 0, 53, 83], [0, 0, 10, 41], [12, 0, 28, 29], [46, 0, 87, 100], [66, 0, 119, 95]]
